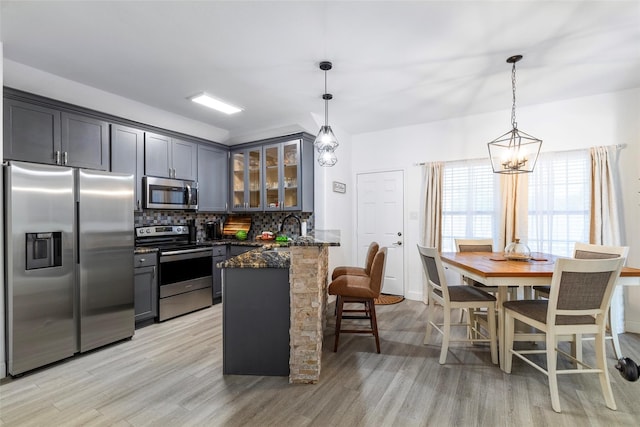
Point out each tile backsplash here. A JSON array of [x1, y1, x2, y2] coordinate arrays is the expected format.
[[135, 210, 314, 241]]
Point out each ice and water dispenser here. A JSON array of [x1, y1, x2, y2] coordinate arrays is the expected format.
[[25, 232, 62, 270]]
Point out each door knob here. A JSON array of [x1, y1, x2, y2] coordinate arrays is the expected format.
[[395, 241, 403, 246], [397, 232, 402, 236]]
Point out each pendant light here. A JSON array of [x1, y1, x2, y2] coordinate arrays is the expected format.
[[314, 61, 338, 167], [487, 55, 542, 174]]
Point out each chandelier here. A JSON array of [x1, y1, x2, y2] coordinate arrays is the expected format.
[[487, 55, 542, 174]]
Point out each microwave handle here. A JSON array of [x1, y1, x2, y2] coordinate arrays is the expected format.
[[186, 184, 192, 206]]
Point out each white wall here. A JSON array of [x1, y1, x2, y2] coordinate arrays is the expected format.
[[349, 88, 640, 332], [311, 113, 353, 276]]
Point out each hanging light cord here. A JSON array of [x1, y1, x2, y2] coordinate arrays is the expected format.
[[324, 70, 329, 127], [511, 60, 517, 130]]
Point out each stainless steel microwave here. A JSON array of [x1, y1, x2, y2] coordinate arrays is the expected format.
[[143, 176, 198, 210]]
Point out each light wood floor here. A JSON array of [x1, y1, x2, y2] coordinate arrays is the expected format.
[[1, 299, 640, 427]]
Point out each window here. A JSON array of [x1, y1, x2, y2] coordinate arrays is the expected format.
[[441, 159, 499, 252], [439, 150, 590, 255], [527, 150, 590, 256]]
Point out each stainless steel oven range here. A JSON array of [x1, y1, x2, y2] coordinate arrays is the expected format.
[[135, 225, 213, 321]]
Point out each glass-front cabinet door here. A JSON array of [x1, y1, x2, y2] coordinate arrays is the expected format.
[[282, 140, 301, 210], [263, 140, 301, 211], [264, 144, 281, 210], [231, 147, 262, 211]]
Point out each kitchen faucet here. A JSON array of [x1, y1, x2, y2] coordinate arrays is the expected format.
[[280, 214, 302, 237]]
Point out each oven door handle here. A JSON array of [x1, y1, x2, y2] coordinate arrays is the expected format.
[[160, 247, 213, 262]]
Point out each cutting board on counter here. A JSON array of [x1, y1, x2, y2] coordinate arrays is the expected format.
[[223, 215, 252, 237]]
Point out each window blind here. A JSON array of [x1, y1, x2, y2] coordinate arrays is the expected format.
[[528, 150, 590, 256], [441, 159, 498, 252]]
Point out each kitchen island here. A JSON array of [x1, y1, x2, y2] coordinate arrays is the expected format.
[[218, 231, 339, 384]]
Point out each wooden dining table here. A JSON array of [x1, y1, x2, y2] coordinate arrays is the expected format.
[[439, 251, 640, 370]]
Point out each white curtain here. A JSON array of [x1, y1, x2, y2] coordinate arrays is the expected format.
[[498, 173, 528, 252], [419, 162, 443, 303], [590, 145, 624, 333]]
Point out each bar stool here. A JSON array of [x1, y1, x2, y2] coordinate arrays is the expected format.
[[331, 241, 379, 280], [328, 247, 387, 353]]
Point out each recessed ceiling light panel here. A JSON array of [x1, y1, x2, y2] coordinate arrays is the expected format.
[[189, 93, 243, 115]]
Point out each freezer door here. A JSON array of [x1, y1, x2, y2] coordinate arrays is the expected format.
[[77, 169, 135, 352], [5, 162, 76, 375]]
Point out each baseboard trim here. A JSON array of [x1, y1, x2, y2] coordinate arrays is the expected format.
[[624, 320, 640, 334]]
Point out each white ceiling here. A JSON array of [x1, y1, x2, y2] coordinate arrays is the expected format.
[[2, 1, 640, 145]]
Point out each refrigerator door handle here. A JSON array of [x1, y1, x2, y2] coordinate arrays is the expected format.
[[76, 200, 80, 264]]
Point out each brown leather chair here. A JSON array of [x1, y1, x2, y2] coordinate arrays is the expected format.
[[331, 241, 379, 280], [328, 247, 387, 353]]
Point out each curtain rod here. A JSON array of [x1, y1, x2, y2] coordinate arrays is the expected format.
[[413, 144, 627, 166]]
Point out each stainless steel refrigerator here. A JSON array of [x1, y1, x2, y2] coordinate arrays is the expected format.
[[4, 161, 134, 375]]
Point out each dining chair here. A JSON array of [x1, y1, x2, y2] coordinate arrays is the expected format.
[[331, 241, 379, 280], [455, 238, 518, 300], [417, 244, 498, 365], [503, 256, 624, 413], [328, 247, 387, 353], [533, 242, 629, 359]]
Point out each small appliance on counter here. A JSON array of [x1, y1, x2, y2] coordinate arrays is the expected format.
[[186, 218, 197, 243], [205, 220, 223, 240]]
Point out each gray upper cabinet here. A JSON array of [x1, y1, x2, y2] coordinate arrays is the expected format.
[[230, 146, 263, 212], [111, 124, 144, 211], [3, 98, 61, 165], [61, 112, 110, 170], [3, 99, 109, 170], [197, 144, 229, 212], [263, 139, 307, 212], [144, 132, 171, 178], [171, 138, 198, 180], [231, 134, 314, 212], [145, 132, 197, 180]]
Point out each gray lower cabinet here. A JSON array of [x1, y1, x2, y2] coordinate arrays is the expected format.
[[198, 144, 229, 212], [134, 253, 158, 326], [228, 245, 255, 257], [111, 124, 144, 211], [212, 245, 226, 302], [222, 267, 290, 376]]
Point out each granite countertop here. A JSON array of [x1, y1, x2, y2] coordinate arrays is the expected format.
[[218, 246, 290, 269], [218, 231, 340, 269], [136, 230, 340, 266]]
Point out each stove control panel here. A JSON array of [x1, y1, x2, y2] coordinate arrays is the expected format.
[[136, 225, 190, 237]]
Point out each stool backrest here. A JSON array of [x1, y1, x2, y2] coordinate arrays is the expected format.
[[455, 238, 493, 253], [364, 242, 380, 274], [573, 242, 628, 264], [369, 247, 387, 297], [416, 244, 450, 303], [547, 257, 624, 324]]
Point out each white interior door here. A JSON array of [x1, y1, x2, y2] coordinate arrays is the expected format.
[[356, 170, 404, 296]]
